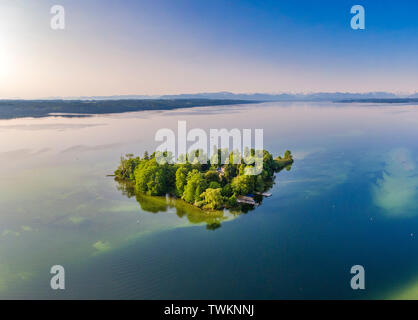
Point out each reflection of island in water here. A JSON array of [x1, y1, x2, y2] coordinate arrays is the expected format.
[[115, 163, 292, 231]]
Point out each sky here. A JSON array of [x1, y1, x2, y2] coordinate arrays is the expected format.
[[1, 0, 418, 99]]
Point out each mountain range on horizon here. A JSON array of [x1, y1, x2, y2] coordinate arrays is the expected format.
[[38, 91, 418, 101]]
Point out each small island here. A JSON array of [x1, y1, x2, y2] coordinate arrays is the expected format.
[[114, 149, 293, 211]]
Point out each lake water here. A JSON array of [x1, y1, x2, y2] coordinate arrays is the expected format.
[[1, 101, 418, 299]]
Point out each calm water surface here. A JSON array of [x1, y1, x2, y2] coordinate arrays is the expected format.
[[1, 101, 418, 299]]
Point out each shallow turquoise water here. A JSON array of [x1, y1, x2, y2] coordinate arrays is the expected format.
[[1, 101, 418, 299]]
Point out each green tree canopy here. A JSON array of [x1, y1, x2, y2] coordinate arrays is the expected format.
[[182, 170, 208, 204], [201, 188, 224, 210]]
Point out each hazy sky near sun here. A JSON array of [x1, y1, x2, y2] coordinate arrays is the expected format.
[[1, 0, 418, 98]]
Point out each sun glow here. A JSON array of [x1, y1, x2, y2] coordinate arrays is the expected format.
[[0, 5, 19, 84]]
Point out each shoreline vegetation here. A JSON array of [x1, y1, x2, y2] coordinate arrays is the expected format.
[[0, 99, 257, 119], [114, 149, 293, 212]]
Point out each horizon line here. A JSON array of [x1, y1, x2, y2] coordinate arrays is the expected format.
[[2, 90, 418, 101]]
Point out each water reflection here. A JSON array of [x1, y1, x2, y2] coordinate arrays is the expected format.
[[116, 179, 230, 230]]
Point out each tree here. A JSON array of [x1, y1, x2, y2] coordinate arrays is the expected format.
[[274, 150, 294, 171], [231, 174, 253, 195], [208, 181, 221, 189], [114, 154, 140, 179], [146, 167, 167, 195], [175, 166, 188, 197], [226, 194, 237, 207], [223, 163, 237, 182], [221, 184, 233, 197], [255, 175, 265, 192], [201, 188, 224, 210], [262, 150, 275, 176], [134, 158, 175, 196], [204, 170, 220, 183], [182, 170, 208, 204]]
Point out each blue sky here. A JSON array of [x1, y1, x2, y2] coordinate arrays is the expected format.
[[1, 0, 417, 98]]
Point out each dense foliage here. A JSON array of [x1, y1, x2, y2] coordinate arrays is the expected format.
[[115, 149, 293, 210]]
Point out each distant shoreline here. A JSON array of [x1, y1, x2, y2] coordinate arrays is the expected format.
[[337, 98, 418, 104], [0, 99, 259, 120], [2, 97, 417, 120]]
